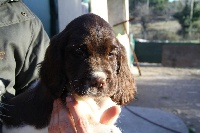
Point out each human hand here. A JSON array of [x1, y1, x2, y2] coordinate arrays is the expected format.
[[48, 96, 121, 133], [48, 98, 77, 133]]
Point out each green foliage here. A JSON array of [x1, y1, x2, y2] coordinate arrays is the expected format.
[[150, 0, 168, 13], [150, 30, 180, 41], [150, 0, 168, 15], [129, 0, 200, 41], [193, 20, 200, 29], [129, 0, 168, 6], [173, 1, 200, 35], [193, 2, 200, 21], [173, 3, 190, 33], [129, 0, 169, 16]]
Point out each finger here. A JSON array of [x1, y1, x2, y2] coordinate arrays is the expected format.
[[48, 99, 60, 133], [100, 105, 121, 125], [66, 96, 92, 133], [48, 99, 76, 133], [56, 99, 74, 133]]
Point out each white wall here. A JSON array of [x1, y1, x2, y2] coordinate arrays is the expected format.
[[58, 0, 82, 32]]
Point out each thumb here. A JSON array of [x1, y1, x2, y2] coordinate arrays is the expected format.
[[100, 106, 121, 125]]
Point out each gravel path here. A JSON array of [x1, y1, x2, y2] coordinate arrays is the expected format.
[[129, 64, 200, 132]]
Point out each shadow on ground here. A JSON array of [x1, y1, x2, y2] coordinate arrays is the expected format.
[[130, 65, 200, 133]]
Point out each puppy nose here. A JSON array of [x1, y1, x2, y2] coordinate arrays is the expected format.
[[91, 77, 106, 88], [91, 72, 107, 88]]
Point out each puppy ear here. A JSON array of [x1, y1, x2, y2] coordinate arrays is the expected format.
[[111, 41, 136, 106], [40, 35, 66, 99]]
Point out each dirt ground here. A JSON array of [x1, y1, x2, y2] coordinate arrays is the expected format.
[[129, 64, 200, 133]]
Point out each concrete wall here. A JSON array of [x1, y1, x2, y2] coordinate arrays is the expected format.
[[162, 45, 200, 68], [135, 42, 200, 68], [107, 0, 129, 33], [107, 0, 133, 69]]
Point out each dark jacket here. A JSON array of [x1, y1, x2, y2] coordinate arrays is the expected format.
[[0, 0, 49, 101]]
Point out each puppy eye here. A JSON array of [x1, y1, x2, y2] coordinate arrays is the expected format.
[[108, 51, 116, 59], [108, 52, 114, 56]]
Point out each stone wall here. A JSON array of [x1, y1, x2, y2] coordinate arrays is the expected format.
[[162, 45, 200, 68]]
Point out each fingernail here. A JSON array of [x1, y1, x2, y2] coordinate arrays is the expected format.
[[66, 96, 75, 103]]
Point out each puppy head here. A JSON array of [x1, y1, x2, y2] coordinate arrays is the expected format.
[[40, 13, 136, 105]]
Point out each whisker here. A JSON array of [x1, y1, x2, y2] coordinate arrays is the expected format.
[[95, 97, 103, 105], [0, 102, 14, 106], [0, 114, 11, 117], [0, 106, 9, 111], [68, 86, 79, 94], [0, 102, 14, 113], [87, 89, 97, 95]]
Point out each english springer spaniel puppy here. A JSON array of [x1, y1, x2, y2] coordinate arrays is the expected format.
[[2, 13, 136, 133]]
